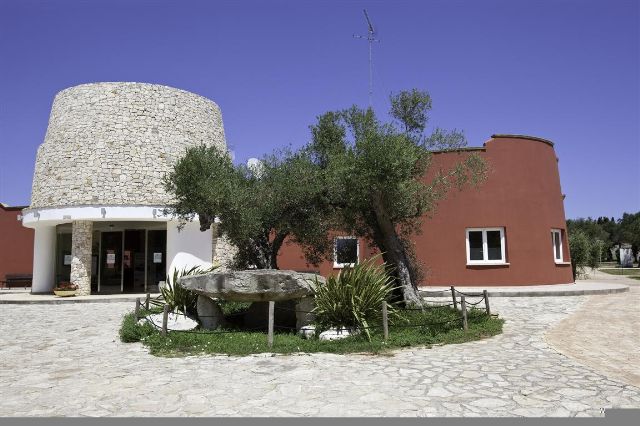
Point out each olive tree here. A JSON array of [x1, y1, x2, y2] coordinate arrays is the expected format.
[[164, 146, 333, 269], [306, 89, 487, 305]]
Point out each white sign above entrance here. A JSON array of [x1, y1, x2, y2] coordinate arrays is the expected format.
[[153, 252, 162, 263]]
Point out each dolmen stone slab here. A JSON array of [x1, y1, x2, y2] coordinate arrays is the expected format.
[[179, 270, 323, 331], [178, 270, 324, 302]]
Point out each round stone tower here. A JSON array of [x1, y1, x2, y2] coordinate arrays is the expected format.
[[23, 82, 228, 295], [30, 82, 226, 207]]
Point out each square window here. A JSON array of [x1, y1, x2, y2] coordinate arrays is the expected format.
[[334, 237, 359, 268], [466, 228, 506, 264]]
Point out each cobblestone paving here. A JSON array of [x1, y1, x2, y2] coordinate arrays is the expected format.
[[1, 296, 639, 417]]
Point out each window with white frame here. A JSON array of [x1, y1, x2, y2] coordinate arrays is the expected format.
[[334, 236, 359, 268], [551, 229, 563, 262], [466, 228, 506, 264]]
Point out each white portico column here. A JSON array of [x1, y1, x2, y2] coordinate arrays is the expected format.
[[70, 220, 93, 296], [31, 225, 56, 294]]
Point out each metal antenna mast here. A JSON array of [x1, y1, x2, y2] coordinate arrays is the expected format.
[[353, 9, 380, 108]]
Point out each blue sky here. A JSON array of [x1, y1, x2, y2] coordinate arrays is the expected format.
[[0, 0, 638, 219]]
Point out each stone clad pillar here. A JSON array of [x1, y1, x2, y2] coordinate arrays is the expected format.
[[70, 220, 93, 296]]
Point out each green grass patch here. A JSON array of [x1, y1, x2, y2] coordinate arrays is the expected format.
[[120, 305, 503, 357], [599, 268, 640, 276]]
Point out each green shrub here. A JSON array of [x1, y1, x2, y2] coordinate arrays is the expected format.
[[150, 265, 217, 315], [588, 239, 605, 269], [119, 305, 503, 356], [219, 301, 252, 316], [119, 312, 155, 343], [313, 257, 398, 340], [569, 231, 604, 279]]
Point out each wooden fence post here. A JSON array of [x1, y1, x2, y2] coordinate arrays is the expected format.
[[461, 295, 468, 332], [451, 286, 458, 310], [135, 298, 141, 319], [483, 290, 491, 316], [267, 301, 275, 349], [145, 293, 150, 311], [162, 304, 169, 337], [382, 301, 389, 341]]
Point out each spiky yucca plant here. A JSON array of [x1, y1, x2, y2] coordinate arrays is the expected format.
[[150, 265, 217, 316], [313, 256, 398, 340]]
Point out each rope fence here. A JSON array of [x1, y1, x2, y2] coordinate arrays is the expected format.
[[132, 285, 493, 347]]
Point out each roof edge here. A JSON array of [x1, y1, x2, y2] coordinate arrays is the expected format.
[[0, 203, 29, 211], [430, 147, 487, 154], [490, 134, 555, 147]]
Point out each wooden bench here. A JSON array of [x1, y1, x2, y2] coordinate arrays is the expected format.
[[0, 274, 32, 289]]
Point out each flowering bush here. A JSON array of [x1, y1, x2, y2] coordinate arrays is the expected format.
[[53, 282, 78, 291]]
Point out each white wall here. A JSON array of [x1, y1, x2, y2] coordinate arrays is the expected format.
[[166, 221, 213, 275], [31, 225, 56, 293], [22, 205, 167, 228]]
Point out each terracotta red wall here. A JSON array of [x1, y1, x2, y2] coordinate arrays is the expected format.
[[278, 232, 380, 278], [0, 205, 34, 281], [277, 135, 574, 286]]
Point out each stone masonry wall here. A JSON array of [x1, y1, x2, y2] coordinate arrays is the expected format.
[[30, 82, 227, 208], [70, 220, 93, 295]]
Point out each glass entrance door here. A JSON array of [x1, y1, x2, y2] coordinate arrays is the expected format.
[[146, 230, 166, 293], [100, 231, 123, 293], [97, 226, 166, 294], [123, 230, 146, 293]]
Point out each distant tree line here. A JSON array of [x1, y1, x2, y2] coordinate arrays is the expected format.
[[567, 212, 640, 263]]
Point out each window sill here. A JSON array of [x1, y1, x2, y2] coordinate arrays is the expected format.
[[333, 263, 356, 269], [466, 262, 510, 266], [555, 261, 571, 265]]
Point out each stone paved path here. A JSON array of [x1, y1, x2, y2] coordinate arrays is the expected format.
[[547, 270, 640, 388], [1, 295, 639, 417]]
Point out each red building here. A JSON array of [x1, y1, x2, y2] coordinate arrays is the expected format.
[[5, 134, 573, 288], [0, 204, 34, 285], [278, 135, 574, 286]]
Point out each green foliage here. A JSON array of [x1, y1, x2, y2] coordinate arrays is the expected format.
[[150, 265, 216, 315], [219, 301, 252, 316], [569, 230, 602, 279], [119, 306, 503, 356], [313, 257, 398, 340], [389, 89, 432, 139], [306, 89, 487, 303], [588, 239, 605, 269], [165, 146, 333, 269], [119, 312, 155, 343], [567, 212, 640, 262], [567, 218, 610, 244], [618, 212, 640, 253]]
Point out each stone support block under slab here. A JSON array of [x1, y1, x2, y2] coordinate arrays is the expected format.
[[70, 220, 93, 295]]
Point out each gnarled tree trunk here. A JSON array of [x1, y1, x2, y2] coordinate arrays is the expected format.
[[371, 193, 423, 306]]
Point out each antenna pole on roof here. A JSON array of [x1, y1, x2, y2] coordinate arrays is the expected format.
[[353, 9, 380, 108]]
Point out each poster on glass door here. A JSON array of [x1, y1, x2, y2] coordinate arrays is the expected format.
[[106, 250, 116, 268]]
